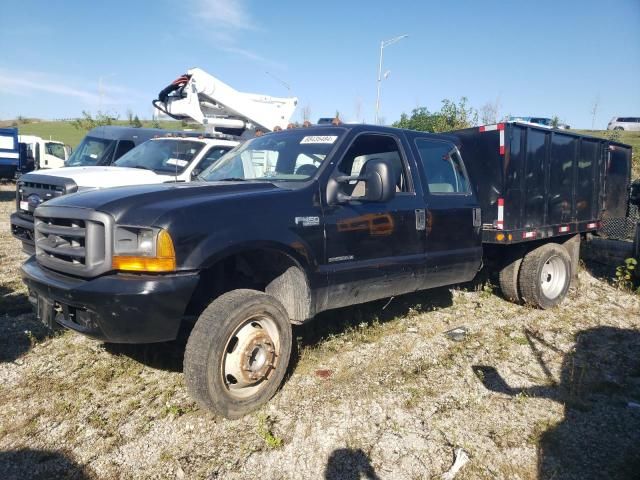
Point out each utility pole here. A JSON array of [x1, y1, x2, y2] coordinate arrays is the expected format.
[[375, 34, 408, 125]]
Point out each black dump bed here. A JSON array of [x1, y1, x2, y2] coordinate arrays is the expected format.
[[450, 122, 632, 243]]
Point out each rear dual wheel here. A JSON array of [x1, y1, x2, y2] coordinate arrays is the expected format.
[[184, 289, 292, 419], [519, 244, 572, 309]]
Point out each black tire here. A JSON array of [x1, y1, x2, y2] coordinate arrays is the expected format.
[[184, 289, 292, 419], [613, 126, 624, 131], [499, 255, 523, 303], [518, 243, 571, 309]]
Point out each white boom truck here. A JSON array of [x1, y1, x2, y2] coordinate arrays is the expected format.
[[152, 68, 298, 135]]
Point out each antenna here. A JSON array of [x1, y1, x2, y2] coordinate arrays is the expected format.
[[265, 71, 292, 94]]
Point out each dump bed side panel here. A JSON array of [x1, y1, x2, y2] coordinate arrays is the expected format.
[[450, 123, 630, 244], [603, 143, 632, 219], [547, 134, 578, 225]]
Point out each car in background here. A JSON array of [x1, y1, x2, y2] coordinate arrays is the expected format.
[[65, 126, 173, 167], [507, 116, 570, 130], [18, 135, 71, 170], [607, 117, 640, 131]]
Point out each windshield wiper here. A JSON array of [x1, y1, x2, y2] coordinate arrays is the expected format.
[[215, 177, 247, 181], [129, 165, 153, 171]]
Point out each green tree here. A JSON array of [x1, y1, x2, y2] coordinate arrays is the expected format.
[[393, 97, 478, 133], [71, 111, 115, 131], [132, 115, 143, 128], [551, 116, 560, 128]]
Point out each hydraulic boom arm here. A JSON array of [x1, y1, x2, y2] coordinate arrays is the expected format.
[[153, 68, 298, 134]]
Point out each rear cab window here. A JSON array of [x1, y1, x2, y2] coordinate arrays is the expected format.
[[414, 138, 470, 194]]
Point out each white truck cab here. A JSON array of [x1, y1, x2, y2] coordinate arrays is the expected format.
[[27, 135, 238, 191], [18, 135, 71, 169]]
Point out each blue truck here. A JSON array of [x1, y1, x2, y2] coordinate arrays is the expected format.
[[0, 127, 20, 179]]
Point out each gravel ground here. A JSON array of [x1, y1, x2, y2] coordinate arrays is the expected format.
[[0, 182, 639, 480]]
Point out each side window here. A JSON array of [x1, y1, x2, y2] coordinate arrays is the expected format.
[[45, 143, 66, 160], [198, 146, 232, 171], [337, 134, 410, 197], [415, 139, 470, 194], [114, 140, 135, 160]]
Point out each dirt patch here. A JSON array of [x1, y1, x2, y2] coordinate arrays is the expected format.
[[0, 182, 639, 479]]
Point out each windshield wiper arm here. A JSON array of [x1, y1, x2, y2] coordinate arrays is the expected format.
[[215, 177, 247, 181]]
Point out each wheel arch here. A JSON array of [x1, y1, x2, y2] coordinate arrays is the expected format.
[[185, 241, 315, 323]]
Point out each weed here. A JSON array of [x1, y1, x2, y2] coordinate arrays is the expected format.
[[163, 402, 195, 418], [614, 258, 638, 292], [256, 413, 283, 449]]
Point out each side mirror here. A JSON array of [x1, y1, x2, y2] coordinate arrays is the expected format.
[[191, 168, 202, 179], [327, 158, 396, 205], [630, 180, 640, 207]]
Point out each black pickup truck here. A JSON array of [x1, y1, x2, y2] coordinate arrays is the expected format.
[[21, 123, 632, 418]]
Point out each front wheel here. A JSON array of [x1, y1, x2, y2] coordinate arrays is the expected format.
[[518, 244, 571, 309], [184, 289, 292, 419]]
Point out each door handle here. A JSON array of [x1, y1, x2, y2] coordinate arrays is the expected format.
[[415, 209, 426, 231]]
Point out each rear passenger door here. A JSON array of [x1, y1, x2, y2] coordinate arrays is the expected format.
[[411, 136, 482, 288]]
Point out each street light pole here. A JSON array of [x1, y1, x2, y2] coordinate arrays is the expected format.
[[375, 34, 408, 125]]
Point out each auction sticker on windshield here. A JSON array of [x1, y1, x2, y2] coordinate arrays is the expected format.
[[300, 136, 338, 144], [166, 158, 189, 167]]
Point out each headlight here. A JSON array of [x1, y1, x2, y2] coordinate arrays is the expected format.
[[112, 226, 176, 272]]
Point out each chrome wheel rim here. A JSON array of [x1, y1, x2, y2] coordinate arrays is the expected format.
[[540, 255, 567, 300], [221, 314, 280, 399]]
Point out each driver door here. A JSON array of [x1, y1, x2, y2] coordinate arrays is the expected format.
[[321, 132, 427, 310]]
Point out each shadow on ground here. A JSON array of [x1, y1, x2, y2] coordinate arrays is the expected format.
[[474, 326, 640, 479], [104, 339, 186, 373], [0, 189, 16, 203], [0, 312, 53, 364], [106, 287, 454, 376], [0, 284, 31, 317], [0, 448, 95, 480], [324, 448, 380, 480]]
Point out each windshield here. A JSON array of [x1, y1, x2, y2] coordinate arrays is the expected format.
[[113, 139, 205, 174], [200, 129, 343, 182], [66, 136, 115, 166]]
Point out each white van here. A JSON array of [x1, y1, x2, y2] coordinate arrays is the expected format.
[[607, 117, 640, 131]]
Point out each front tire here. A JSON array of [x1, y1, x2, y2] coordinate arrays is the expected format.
[[184, 289, 292, 419], [518, 244, 571, 309]]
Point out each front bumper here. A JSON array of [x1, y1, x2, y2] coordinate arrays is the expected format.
[[10, 212, 35, 254], [21, 256, 200, 343]]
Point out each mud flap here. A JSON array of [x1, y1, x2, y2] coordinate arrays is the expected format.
[[36, 295, 56, 330]]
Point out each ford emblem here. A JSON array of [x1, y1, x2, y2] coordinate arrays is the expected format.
[[27, 194, 43, 207]]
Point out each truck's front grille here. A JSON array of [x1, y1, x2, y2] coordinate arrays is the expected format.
[[34, 206, 113, 277], [15, 174, 78, 216], [36, 217, 87, 265]]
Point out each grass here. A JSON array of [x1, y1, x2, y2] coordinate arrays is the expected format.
[[0, 119, 196, 148]]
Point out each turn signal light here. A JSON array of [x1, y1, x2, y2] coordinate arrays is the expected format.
[[112, 230, 176, 272]]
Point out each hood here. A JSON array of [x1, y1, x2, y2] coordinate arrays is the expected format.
[[43, 181, 281, 225], [32, 166, 173, 188]]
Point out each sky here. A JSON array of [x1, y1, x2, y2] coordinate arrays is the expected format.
[[0, 0, 638, 129]]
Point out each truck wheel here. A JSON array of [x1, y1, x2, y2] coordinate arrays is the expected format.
[[518, 244, 571, 309], [184, 289, 292, 419], [499, 255, 523, 303]]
